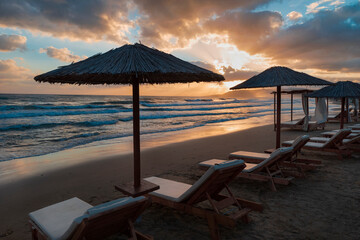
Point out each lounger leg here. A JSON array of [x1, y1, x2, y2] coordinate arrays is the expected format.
[[31, 226, 38, 240], [128, 220, 138, 240], [207, 214, 220, 240], [265, 167, 277, 191]]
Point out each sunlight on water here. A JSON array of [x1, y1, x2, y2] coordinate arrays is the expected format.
[[0, 93, 340, 162]]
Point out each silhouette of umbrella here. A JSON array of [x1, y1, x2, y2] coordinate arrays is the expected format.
[[231, 66, 331, 148], [307, 81, 360, 129], [35, 43, 224, 194]]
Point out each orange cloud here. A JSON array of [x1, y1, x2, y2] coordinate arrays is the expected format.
[[0, 59, 32, 82], [39, 46, 86, 62], [287, 11, 303, 21]]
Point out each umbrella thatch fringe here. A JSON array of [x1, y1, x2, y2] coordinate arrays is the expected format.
[[231, 66, 331, 89], [34, 43, 224, 84]]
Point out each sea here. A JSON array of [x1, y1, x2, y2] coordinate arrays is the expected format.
[[0, 93, 325, 162]]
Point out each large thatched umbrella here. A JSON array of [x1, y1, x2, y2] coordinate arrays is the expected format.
[[307, 81, 360, 129], [231, 66, 331, 148], [34, 43, 224, 194]]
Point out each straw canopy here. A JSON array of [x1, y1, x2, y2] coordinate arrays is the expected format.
[[307, 81, 360, 98], [34, 43, 224, 85], [230, 66, 331, 149], [230, 66, 331, 89]]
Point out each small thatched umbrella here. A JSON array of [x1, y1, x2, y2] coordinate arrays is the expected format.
[[35, 43, 224, 194], [307, 81, 360, 129], [231, 66, 331, 148]]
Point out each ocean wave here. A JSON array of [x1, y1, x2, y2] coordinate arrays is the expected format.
[[185, 98, 213, 102], [0, 108, 131, 119], [141, 99, 244, 107], [0, 104, 128, 111], [0, 119, 119, 131]]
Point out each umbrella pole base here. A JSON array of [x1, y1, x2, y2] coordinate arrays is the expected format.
[[115, 179, 159, 197]]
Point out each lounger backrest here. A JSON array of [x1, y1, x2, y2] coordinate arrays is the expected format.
[[324, 129, 351, 148], [291, 135, 310, 153], [345, 134, 360, 145], [67, 196, 150, 240], [179, 160, 245, 205], [249, 147, 293, 173]]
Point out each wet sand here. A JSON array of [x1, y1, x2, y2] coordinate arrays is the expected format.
[[0, 123, 359, 239]]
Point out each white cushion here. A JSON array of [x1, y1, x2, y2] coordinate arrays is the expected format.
[[146, 160, 244, 202], [144, 177, 192, 202], [29, 197, 92, 240], [241, 147, 292, 172], [86, 196, 145, 218], [229, 151, 269, 160], [292, 135, 309, 147], [198, 159, 227, 168], [305, 141, 326, 148]]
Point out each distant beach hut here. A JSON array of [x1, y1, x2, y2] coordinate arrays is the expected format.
[[231, 66, 331, 148], [307, 81, 360, 129], [34, 43, 224, 195]]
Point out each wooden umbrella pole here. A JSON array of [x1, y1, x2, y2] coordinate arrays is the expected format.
[[291, 93, 293, 121], [274, 93, 276, 131], [133, 78, 141, 187], [276, 86, 281, 148], [346, 98, 349, 123], [340, 97, 345, 129]]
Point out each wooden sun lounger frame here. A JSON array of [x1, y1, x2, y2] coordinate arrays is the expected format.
[[283, 130, 352, 160], [237, 150, 295, 191], [148, 164, 263, 240], [29, 197, 152, 240]]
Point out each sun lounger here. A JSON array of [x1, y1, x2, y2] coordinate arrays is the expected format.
[[199, 147, 294, 191], [145, 160, 262, 240], [29, 196, 152, 240], [282, 129, 352, 160], [327, 108, 352, 122], [280, 117, 305, 129], [321, 130, 359, 139], [309, 135, 360, 151], [228, 135, 321, 173]]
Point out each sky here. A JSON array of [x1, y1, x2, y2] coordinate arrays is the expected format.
[[0, 0, 359, 96]]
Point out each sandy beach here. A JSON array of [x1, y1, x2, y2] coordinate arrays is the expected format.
[[1, 123, 360, 239]]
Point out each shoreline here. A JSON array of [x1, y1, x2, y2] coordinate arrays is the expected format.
[[0, 114, 276, 185], [1, 122, 359, 239]]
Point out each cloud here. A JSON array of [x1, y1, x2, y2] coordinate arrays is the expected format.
[[306, 0, 345, 14], [0, 59, 32, 82], [0, 0, 133, 43], [0, 34, 27, 52], [192, 61, 258, 81], [256, 3, 360, 72], [203, 11, 283, 53], [134, 0, 276, 48], [39, 46, 86, 62], [287, 11, 303, 21]]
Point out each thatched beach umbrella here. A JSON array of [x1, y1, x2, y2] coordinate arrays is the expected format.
[[34, 43, 224, 194], [231, 66, 331, 148], [307, 81, 360, 129]]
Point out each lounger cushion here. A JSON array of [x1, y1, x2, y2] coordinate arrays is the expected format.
[[86, 196, 145, 218], [243, 147, 293, 172], [281, 120, 301, 125], [292, 135, 310, 147], [305, 142, 326, 148], [146, 160, 245, 203], [229, 151, 269, 160], [310, 137, 328, 142], [29, 197, 92, 240], [198, 159, 227, 168], [144, 177, 192, 202]]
